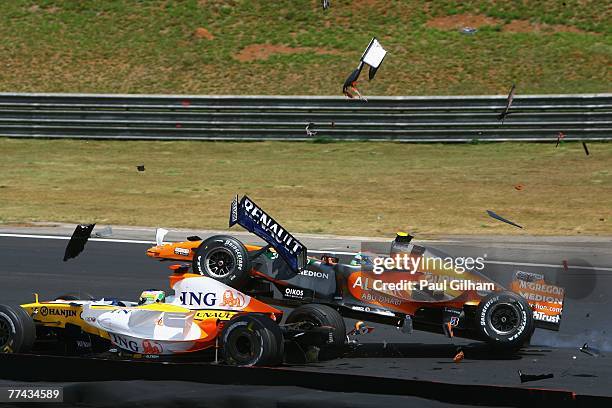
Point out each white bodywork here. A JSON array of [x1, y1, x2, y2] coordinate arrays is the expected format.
[[76, 276, 255, 355]]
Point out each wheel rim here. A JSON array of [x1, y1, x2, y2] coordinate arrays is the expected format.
[[489, 302, 520, 335], [204, 248, 236, 278], [0, 317, 11, 348]]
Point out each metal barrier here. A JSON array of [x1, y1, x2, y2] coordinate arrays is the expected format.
[[0, 93, 610, 142]]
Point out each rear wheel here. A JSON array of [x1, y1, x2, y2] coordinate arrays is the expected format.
[[477, 291, 534, 351], [192, 235, 251, 289], [0, 305, 36, 354], [221, 314, 283, 366], [286, 304, 346, 347]]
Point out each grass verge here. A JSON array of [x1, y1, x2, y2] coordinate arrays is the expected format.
[[0, 1, 609, 95], [0, 138, 610, 237]]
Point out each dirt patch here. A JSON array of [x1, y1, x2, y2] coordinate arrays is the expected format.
[[426, 13, 502, 30], [234, 44, 341, 62], [503, 19, 587, 33], [194, 27, 214, 40]]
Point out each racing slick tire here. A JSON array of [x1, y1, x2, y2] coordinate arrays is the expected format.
[[477, 291, 535, 351], [286, 304, 346, 347], [54, 293, 95, 301], [221, 314, 284, 366], [192, 235, 251, 289], [0, 305, 36, 354]]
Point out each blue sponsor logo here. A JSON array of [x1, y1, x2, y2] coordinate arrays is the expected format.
[[179, 291, 217, 307]]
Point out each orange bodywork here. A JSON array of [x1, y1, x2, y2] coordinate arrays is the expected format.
[[345, 270, 483, 316], [147, 240, 261, 262]]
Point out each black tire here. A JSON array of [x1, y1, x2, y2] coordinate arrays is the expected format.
[[192, 235, 251, 289], [54, 292, 95, 301], [221, 314, 284, 366], [477, 291, 535, 351], [0, 305, 36, 354], [286, 304, 346, 347]]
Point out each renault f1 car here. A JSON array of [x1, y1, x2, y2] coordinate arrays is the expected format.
[[0, 265, 335, 366], [147, 195, 566, 352]]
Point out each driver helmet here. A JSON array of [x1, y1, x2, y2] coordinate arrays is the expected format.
[[139, 290, 165, 305], [350, 253, 374, 267]]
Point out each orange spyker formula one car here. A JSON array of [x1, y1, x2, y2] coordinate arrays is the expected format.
[[147, 195, 566, 351]]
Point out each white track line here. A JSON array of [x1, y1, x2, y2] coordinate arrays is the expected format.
[[1, 233, 611, 271]]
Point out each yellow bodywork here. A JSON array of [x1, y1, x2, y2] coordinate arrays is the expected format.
[[20, 297, 193, 341]]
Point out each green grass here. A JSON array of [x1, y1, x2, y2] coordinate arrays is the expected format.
[[0, 0, 609, 95], [1, 138, 611, 237]]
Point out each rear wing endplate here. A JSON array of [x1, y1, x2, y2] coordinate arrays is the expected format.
[[229, 195, 307, 273], [511, 270, 565, 331]]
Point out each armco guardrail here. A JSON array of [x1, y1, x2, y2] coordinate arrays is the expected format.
[[0, 93, 610, 142]]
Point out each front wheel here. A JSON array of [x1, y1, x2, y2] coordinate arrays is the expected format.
[[54, 292, 95, 301], [0, 305, 36, 354], [221, 314, 284, 366], [477, 291, 534, 351]]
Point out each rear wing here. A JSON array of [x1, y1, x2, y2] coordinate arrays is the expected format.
[[229, 195, 307, 273]]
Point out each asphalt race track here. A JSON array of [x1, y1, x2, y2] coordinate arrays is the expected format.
[[0, 227, 611, 407]]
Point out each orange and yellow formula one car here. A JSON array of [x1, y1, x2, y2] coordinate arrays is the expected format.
[[0, 264, 335, 366]]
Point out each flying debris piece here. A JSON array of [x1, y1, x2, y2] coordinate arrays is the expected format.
[[514, 184, 524, 191], [137, 165, 145, 172], [497, 83, 516, 124], [518, 370, 554, 383], [443, 322, 454, 338], [305, 122, 318, 137], [348, 321, 375, 336], [342, 63, 367, 101], [486, 210, 523, 229], [461, 27, 477, 34], [93, 226, 113, 238], [580, 343, 600, 357], [453, 350, 465, 363], [556, 132, 565, 147], [63, 224, 95, 261], [322, 0, 330, 10], [362, 38, 387, 81], [342, 38, 387, 100], [155, 228, 169, 246], [582, 142, 590, 156], [562, 260, 569, 271]]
